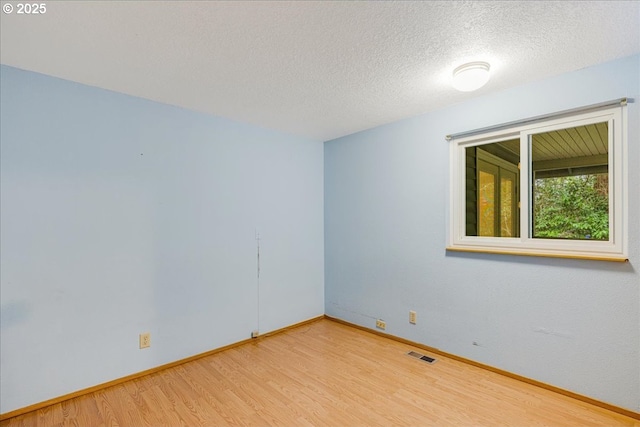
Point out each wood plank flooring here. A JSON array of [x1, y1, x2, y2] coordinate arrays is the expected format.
[[2, 318, 638, 426]]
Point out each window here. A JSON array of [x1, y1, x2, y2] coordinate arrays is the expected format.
[[448, 101, 628, 261]]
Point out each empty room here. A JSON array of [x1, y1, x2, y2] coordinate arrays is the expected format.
[[1, 1, 639, 426]]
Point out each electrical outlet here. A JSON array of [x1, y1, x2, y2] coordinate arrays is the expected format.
[[409, 310, 417, 324], [375, 319, 386, 330], [139, 332, 151, 349], [251, 330, 259, 338]]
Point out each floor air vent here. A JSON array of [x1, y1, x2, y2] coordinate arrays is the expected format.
[[407, 351, 436, 364]]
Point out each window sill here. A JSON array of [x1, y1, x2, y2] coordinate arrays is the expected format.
[[446, 246, 628, 262]]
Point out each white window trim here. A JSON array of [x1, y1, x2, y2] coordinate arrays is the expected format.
[[448, 104, 628, 262]]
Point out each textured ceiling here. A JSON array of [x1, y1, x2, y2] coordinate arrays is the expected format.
[[1, 1, 639, 141]]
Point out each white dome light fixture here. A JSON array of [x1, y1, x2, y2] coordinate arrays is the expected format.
[[452, 61, 491, 92]]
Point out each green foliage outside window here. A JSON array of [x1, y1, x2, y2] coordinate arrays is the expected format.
[[533, 174, 609, 240]]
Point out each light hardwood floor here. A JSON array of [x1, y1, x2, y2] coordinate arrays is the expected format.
[[2, 318, 638, 427]]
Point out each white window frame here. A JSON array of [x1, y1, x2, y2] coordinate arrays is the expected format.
[[448, 104, 628, 261]]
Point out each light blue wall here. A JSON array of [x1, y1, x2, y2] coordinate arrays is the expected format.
[[0, 65, 324, 413], [325, 54, 640, 411]]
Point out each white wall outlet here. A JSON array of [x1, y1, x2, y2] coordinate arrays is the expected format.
[[139, 332, 151, 349], [375, 319, 386, 330], [251, 330, 259, 338], [409, 310, 417, 324]]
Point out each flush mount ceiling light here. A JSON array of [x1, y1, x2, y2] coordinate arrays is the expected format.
[[452, 61, 491, 92]]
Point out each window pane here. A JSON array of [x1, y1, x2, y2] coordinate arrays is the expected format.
[[500, 173, 516, 237], [465, 140, 519, 237], [479, 169, 496, 236], [531, 122, 609, 240]]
